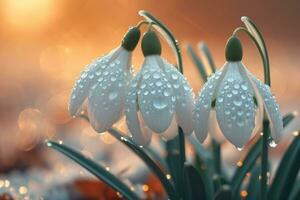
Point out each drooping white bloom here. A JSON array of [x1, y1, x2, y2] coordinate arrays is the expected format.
[[193, 36, 283, 148], [125, 30, 194, 146], [69, 27, 140, 132]]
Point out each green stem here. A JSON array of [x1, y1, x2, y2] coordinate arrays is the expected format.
[[202, 46, 222, 175], [139, 10, 183, 73], [139, 10, 186, 199], [232, 27, 270, 86], [261, 120, 269, 200], [212, 140, 221, 174], [233, 17, 271, 200]]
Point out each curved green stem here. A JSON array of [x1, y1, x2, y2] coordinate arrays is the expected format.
[[139, 10, 186, 199], [233, 17, 271, 200], [139, 10, 183, 73], [232, 27, 270, 86]]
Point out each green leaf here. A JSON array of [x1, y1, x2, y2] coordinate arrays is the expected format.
[[231, 138, 262, 200], [45, 141, 139, 200], [231, 113, 296, 200], [245, 166, 260, 200], [214, 185, 231, 200], [268, 132, 300, 200], [183, 164, 207, 200], [186, 44, 208, 82], [198, 42, 217, 73], [144, 146, 169, 171], [139, 10, 183, 73], [165, 128, 185, 199], [194, 155, 215, 200], [289, 179, 300, 200], [108, 128, 180, 200]]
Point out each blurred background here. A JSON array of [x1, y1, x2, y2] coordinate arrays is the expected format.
[[0, 0, 300, 199]]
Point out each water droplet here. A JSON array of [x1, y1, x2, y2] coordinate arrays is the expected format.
[[228, 78, 234, 82], [218, 97, 223, 103], [183, 85, 190, 91], [225, 110, 230, 115], [110, 76, 116, 82], [234, 84, 240, 89], [163, 90, 170, 97], [233, 100, 242, 106], [241, 84, 248, 91], [153, 98, 168, 109], [144, 73, 150, 79], [153, 73, 160, 79], [96, 71, 101, 76], [81, 72, 87, 78], [237, 147, 243, 151], [109, 92, 118, 100], [156, 81, 162, 86], [140, 84, 146, 89], [269, 140, 277, 148], [171, 73, 178, 80], [232, 90, 238, 95]]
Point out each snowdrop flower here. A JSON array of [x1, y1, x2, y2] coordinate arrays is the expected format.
[[125, 30, 194, 146], [193, 36, 283, 148], [69, 27, 141, 132]]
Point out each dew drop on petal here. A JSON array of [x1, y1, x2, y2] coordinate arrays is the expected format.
[[233, 100, 242, 106], [237, 147, 243, 151], [153, 98, 168, 110], [108, 91, 118, 100], [269, 140, 277, 148]]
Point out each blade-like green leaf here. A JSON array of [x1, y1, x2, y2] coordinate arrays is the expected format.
[[214, 185, 231, 200], [268, 132, 300, 200], [231, 113, 296, 200], [144, 146, 169, 170], [165, 128, 185, 199], [108, 128, 179, 200], [198, 42, 217, 73], [194, 155, 214, 200], [186, 44, 208, 82], [46, 141, 139, 200], [246, 166, 260, 200], [183, 164, 207, 200], [289, 179, 300, 200], [231, 138, 262, 199], [139, 10, 183, 73]]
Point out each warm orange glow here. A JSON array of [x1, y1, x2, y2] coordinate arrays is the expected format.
[[2, 0, 60, 32], [240, 190, 248, 198]]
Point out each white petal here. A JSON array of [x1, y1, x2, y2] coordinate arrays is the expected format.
[[160, 116, 178, 141], [125, 73, 152, 146], [215, 62, 256, 148], [193, 65, 227, 143], [87, 49, 132, 132], [237, 63, 264, 136], [249, 74, 283, 143], [163, 61, 194, 135], [208, 110, 226, 143], [69, 47, 120, 116], [138, 56, 175, 133]]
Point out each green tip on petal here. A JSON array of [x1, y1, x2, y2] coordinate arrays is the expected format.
[[225, 36, 243, 61], [121, 27, 141, 51], [141, 30, 161, 56]]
